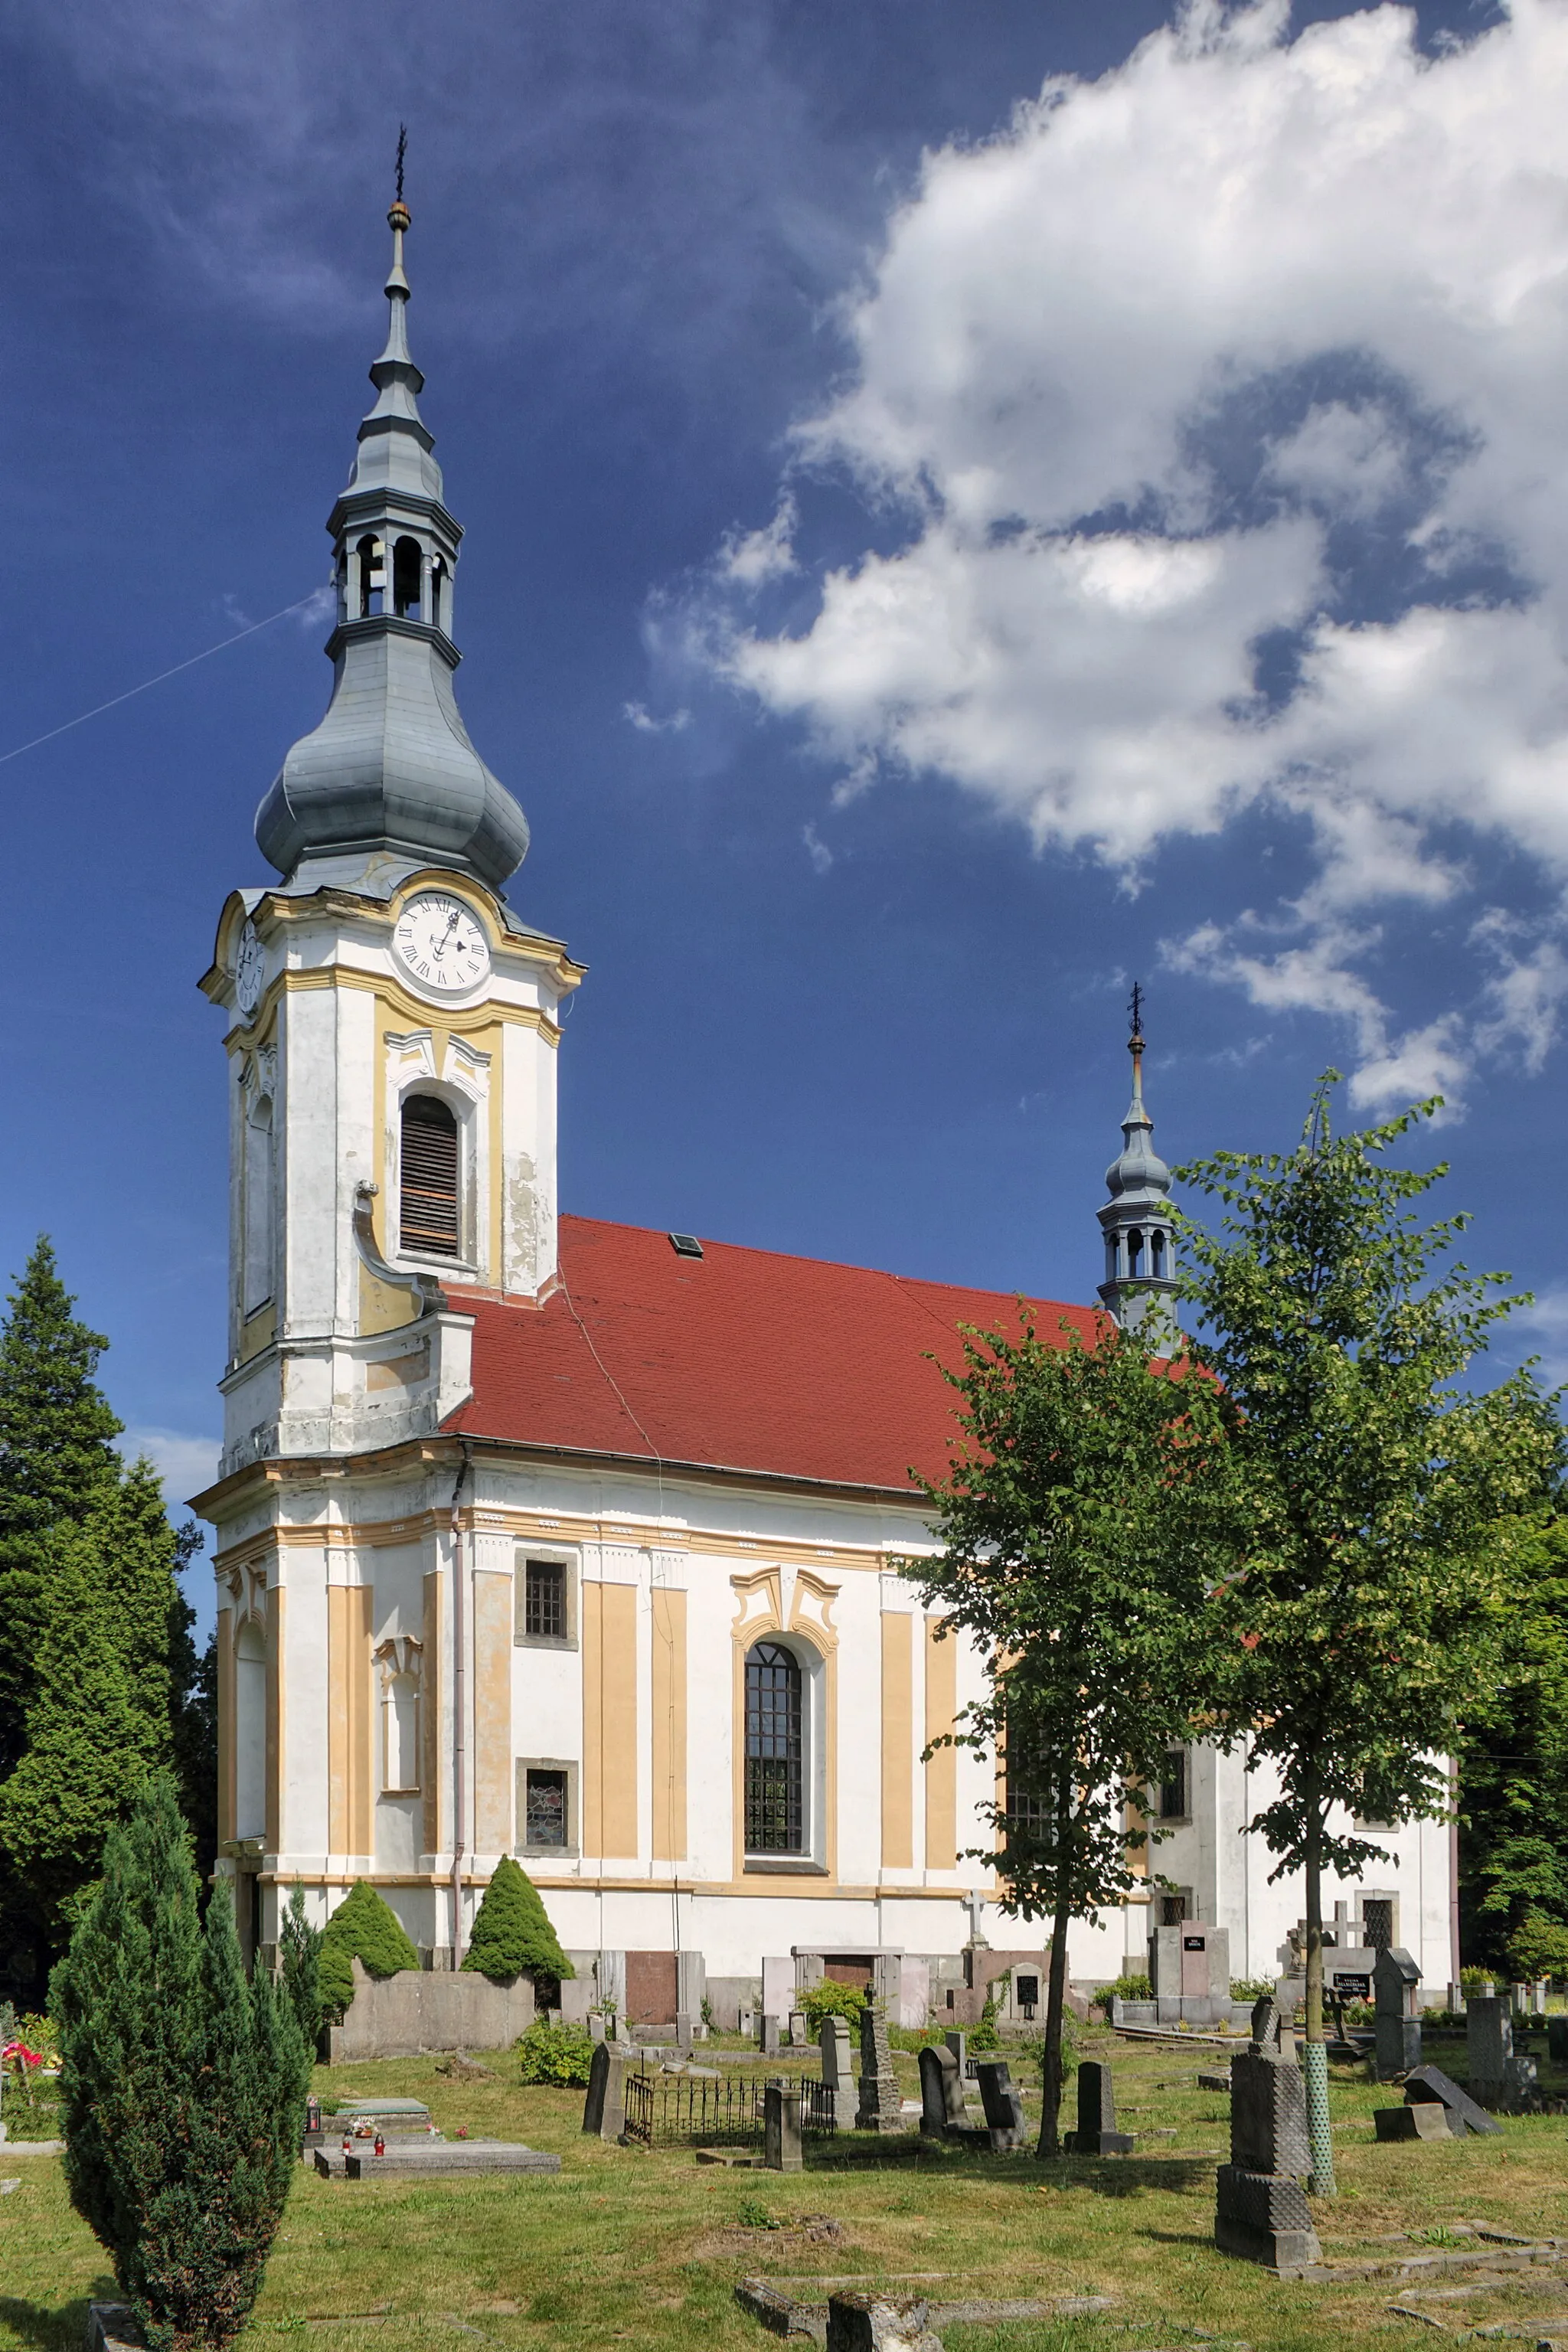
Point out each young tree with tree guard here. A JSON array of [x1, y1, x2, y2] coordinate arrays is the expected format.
[[906, 1311, 1235, 2157], [1176, 1079, 1562, 2194]]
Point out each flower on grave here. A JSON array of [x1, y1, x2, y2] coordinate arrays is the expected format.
[[2, 2043, 42, 2068], [456, 2125, 469, 2139]]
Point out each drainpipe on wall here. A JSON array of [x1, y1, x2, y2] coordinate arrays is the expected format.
[[449, 1443, 472, 1968]]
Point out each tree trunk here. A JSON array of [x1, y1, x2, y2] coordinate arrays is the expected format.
[[1302, 1767, 1336, 2196], [1037, 1769, 1074, 2159]]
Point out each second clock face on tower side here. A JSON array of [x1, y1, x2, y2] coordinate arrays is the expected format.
[[392, 893, 492, 996]]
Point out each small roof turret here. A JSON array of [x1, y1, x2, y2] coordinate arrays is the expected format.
[[1096, 985, 1180, 1334], [255, 178, 530, 897]]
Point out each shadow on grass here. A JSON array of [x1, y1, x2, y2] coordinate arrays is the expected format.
[[0, 2294, 113, 2352]]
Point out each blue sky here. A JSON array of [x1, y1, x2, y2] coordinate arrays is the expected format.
[[2, 0, 1561, 1591]]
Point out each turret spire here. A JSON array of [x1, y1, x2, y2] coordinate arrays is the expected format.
[[1096, 984, 1179, 1333], [253, 171, 531, 895]]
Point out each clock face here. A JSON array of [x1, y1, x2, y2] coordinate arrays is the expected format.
[[393, 893, 492, 995], [234, 921, 265, 1018]]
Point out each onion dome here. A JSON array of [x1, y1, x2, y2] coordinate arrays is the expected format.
[[254, 198, 529, 893]]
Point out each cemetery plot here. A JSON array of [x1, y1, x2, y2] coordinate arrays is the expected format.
[[621, 2067, 837, 2148]]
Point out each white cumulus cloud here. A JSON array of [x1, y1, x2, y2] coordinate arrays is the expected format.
[[688, 0, 1568, 1103], [121, 1426, 221, 1508]]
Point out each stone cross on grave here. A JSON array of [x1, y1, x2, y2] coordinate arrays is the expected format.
[[965, 1890, 988, 1945]]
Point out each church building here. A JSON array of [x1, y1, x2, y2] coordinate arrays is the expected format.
[[195, 201, 1455, 2023]]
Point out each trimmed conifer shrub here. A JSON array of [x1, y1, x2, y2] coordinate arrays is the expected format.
[[279, 1881, 323, 2055], [317, 1880, 419, 2018], [51, 1772, 309, 2352], [461, 1854, 573, 1988]]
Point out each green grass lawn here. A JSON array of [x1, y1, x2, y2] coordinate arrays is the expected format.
[[5, 2025, 1568, 2350]]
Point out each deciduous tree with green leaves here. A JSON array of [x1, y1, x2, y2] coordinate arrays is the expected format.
[[1176, 1079, 1563, 2194], [1458, 1517, 1568, 1975], [905, 1311, 1236, 2157]]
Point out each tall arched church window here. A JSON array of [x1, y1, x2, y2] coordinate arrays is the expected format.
[[744, 1640, 802, 1854], [392, 536, 422, 620], [400, 1094, 460, 1257], [243, 1097, 274, 1314]]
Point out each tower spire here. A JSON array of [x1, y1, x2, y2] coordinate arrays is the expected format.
[[253, 174, 531, 896], [1096, 984, 1179, 1333]]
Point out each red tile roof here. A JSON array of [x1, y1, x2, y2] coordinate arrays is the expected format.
[[446, 1215, 1101, 1494]]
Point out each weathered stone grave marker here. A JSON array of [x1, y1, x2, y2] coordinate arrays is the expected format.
[[763, 2083, 804, 2173], [1214, 2009, 1322, 2276], [1374, 1948, 1423, 2081], [856, 2001, 903, 2132], [1400, 2062, 1501, 2138], [583, 2040, 635, 2141], [973, 2057, 1026, 2152], [1063, 2060, 1133, 2155], [917, 2043, 966, 2135], [825, 2292, 944, 2352], [820, 2014, 854, 2110], [1467, 1994, 1511, 2103]]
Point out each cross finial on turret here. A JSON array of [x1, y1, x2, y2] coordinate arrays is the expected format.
[[395, 122, 407, 206], [1129, 980, 1144, 1047]]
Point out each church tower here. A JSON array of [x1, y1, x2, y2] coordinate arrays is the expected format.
[[1097, 987, 1179, 1334], [201, 196, 583, 1480]]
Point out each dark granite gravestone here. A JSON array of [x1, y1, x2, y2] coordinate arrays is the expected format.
[[1467, 1994, 1511, 2102], [918, 2043, 966, 2135], [1549, 2015, 1568, 2065], [1063, 2060, 1133, 2155], [855, 2001, 903, 2132], [973, 2058, 1027, 2152], [763, 2084, 804, 2173], [583, 2042, 633, 2141], [1374, 1948, 1423, 2081], [1214, 2044, 1322, 2275], [1402, 2062, 1502, 2138]]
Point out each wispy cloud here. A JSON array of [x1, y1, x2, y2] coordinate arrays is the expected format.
[[120, 1426, 221, 1508], [676, 0, 1568, 1106]]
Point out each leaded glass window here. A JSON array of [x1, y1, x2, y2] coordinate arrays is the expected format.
[[744, 1641, 803, 1854]]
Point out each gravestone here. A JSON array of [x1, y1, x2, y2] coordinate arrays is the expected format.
[[855, 2001, 903, 2132], [588, 2013, 606, 2044], [1214, 2043, 1321, 2275], [761, 2014, 782, 2058], [820, 2015, 854, 2106], [1063, 2060, 1133, 2156], [582, 2042, 632, 2141], [1548, 2016, 1568, 2065], [825, 2292, 944, 2352], [1149, 1921, 1231, 2025], [1374, 1948, 1422, 2080], [1511, 1980, 1530, 2016], [1402, 2062, 1502, 2138], [675, 2012, 694, 2052], [788, 2011, 809, 2047], [1374, 2102, 1452, 2141], [973, 2057, 1027, 2152], [917, 2043, 966, 2135], [1467, 1994, 1512, 2102], [1501, 2051, 1539, 2109], [763, 2083, 804, 2173], [944, 2029, 968, 2076]]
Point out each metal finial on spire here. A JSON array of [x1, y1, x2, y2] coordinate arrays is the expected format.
[[1128, 980, 1145, 1047], [395, 122, 407, 205]]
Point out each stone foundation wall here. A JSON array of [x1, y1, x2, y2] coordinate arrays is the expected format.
[[327, 1958, 537, 2061]]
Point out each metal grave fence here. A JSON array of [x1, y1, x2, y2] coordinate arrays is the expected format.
[[620, 2069, 837, 2149]]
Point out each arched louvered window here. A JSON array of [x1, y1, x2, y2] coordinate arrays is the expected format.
[[392, 535, 423, 619], [400, 1094, 460, 1257], [744, 1640, 803, 1854]]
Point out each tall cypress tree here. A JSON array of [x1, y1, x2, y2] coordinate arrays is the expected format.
[[0, 1466, 184, 1962], [54, 1775, 309, 2352], [0, 1239, 123, 1782]]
